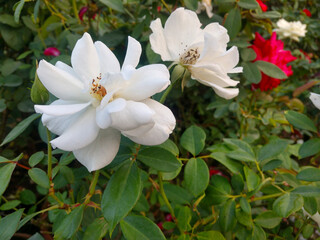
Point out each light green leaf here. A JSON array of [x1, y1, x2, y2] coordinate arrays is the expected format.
[[29, 151, 45, 167], [14, 0, 25, 23], [0, 163, 16, 196], [292, 186, 320, 197], [197, 231, 225, 240], [224, 8, 241, 39], [1, 113, 40, 146], [258, 138, 288, 162], [254, 211, 282, 229], [177, 206, 192, 231], [285, 110, 317, 133], [0, 209, 24, 240], [180, 125, 206, 156], [299, 138, 320, 158], [244, 166, 260, 192], [296, 167, 320, 182], [256, 60, 287, 79], [120, 215, 166, 240], [99, 0, 124, 12], [219, 199, 236, 232], [184, 158, 209, 197], [273, 193, 304, 218], [0, 200, 21, 210], [138, 147, 181, 172], [102, 161, 141, 233], [28, 168, 50, 189]]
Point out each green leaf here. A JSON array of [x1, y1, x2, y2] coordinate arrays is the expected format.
[[254, 211, 282, 229], [138, 147, 181, 172], [252, 224, 266, 240], [241, 48, 257, 61], [0, 163, 16, 196], [184, 0, 198, 10], [242, 62, 262, 84], [297, 167, 320, 182], [99, 0, 124, 12], [210, 152, 243, 174], [0, 14, 20, 27], [54, 205, 85, 239], [252, 11, 281, 19], [197, 231, 225, 240], [180, 125, 206, 156], [14, 0, 25, 23], [28, 233, 44, 240], [164, 183, 193, 205], [224, 8, 241, 39], [224, 139, 255, 159], [83, 218, 108, 240], [184, 158, 209, 197], [0, 209, 24, 240], [258, 138, 288, 162], [292, 186, 320, 197], [255, 60, 287, 79], [28, 168, 50, 189], [177, 206, 192, 231], [231, 173, 244, 194], [102, 161, 141, 233], [29, 151, 45, 167], [299, 138, 320, 158], [240, 197, 251, 214], [285, 110, 317, 133], [219, 199, 236, 232], [0, 200, 21, 210], [244, 166, 260, 192], [19, 189, 36, 205], [303, 197, 318, 215], [238, 0, 259, 9], [273, 193, 304, 218], [1, 113, 40, 146], [236, 209, 252, 228], [120, 215, 166, 240]]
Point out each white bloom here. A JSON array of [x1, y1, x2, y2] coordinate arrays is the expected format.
[[274, 19, 307, 42], [35, 33, 175, 172], [310, 92, 320, 110], [196, 0, 213, 18], [149, 8, 242, 99]]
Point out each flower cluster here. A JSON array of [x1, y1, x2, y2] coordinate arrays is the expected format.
[[274, 19, 307, 42], [251, 32, 296, 91]]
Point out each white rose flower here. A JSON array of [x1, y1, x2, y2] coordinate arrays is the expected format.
[[35, 33, 176, 172], [310, 92, 320, 110], [196, 0, 213, 18], [149, 8, 242, 100], [274, 19, 307, 42]]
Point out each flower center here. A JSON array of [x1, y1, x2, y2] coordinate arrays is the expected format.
[[180, 48, 200, 65], [90, 73, 107, 101]]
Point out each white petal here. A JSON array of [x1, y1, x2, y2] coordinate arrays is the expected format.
[[37, 60, 89, 101], [117, 64, 170, 101], [51, 107, 99, 151], [55, 61, 79, 79], [203, 81, 239, 99], [124, 99, 175, 145], [122, 37, 141, 69], [96, 98, 126, 129], [110, 100, 154, 131], [229, 67, 243, 73], [149, 18, 172, 61], [209, 46, 240, 72], [163, 8, 203, 60], [190, 64, 239, 87], [35, 102, 91, 116], [310, 92, 320, 110], [71, 33, 100, 84], [94, 41, 120, 74], [73, 128, 121, 172]]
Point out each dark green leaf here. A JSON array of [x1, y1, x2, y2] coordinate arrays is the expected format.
[[292, 186, 320, 197], [184, 0, 198, 10], [20, 189, 36, 205], [256, 60, 287, 79], [0, 209, 24, 240], [102, 161, 141, 232], [254, 211, 282, 228], [231, 173, 244, 193], [197, 231, 225, 240], [240, 197, 251, 214], [164, 183, 193, 205], [54, 205, 85, 239], [238, 0, 259, 9], [0, 14, 20, 27], [177, 206, 192, 231], [297, 167, 320, 182], [285, 110, 317, 133], [180, 125, 206, 156], [138, 147, 181, 172], [219, 199, 236, 232], [83, 218, 108, 240], [120, 215, 166, 240], [303, 197, 318, 215], [224, 8, 241, 39], [299, 138, 320, 158], [241, 48, 257, 61], [252, 224, 266, 240], [273, 193, 304, 218], [210, 152, 243, 173], [1, 113, 40, 146], [242, 62, 262, 84], [0, 200, 21, 210], [184, 158, 209, 197], [29, 151, 45, 167], [258, 139, 288, 162], [28, 168, 50, 189], [244, 166, 260, 192]]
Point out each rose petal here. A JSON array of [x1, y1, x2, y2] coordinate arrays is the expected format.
[[310, 92, 320, 110], [122, 37, 142, 69], [95, 41, 120, 74], [96, 98, 126, 129], [35, 101, 91, 116]]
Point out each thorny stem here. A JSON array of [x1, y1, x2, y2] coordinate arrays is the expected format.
[[84, 170, 100, 205]]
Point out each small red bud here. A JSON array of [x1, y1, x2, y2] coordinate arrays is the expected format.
[[302, 9, 311, 17], [44, 47, 60, 57]]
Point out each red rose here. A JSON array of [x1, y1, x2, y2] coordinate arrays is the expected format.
[[256, 0, 267, 12], [79, 6, 97, 21], [302, 9, 311, 17], [250, 32, 296, 91], [44, 47, 60, 57]]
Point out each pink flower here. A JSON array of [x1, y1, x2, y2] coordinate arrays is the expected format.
[[256, 0, 267, 12], [44, 47, 60, 57], [302, 9, 311, 17], [79, 7, 88, 21], [251, 32, 296, 91]]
